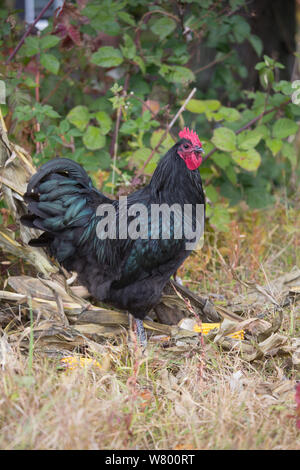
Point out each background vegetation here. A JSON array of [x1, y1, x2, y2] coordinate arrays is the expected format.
[[0, 0, 299, 451], [1, 0, 300, 231]]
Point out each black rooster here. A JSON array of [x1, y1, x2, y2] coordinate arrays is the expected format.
[[21, 128, 205, 346]]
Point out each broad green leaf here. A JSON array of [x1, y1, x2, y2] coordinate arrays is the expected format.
[[211, 152, 231, 169], [272, 118, 298, 139], [199, 168, 214, 180], [132, 147, 160, 173], [120, 33, 136, 59], [255, 124, 270, 139], [90, 12, 121, 36], [91, 46, 123, 68], [94, 111, 112, 135], [185, 99, 221, 114], [40, 35, 60, 50], [281, 141, 297, 166], [81, 4, 102, 18], [67, 105, 90, 131], [232, 16, 251, 43], [59, 119, 70, 134], [144, 154, 160, 173], [117, 11, 136, 26], [225, 164, 237, 185], [232, 148, 261, 171], [207, 204, 230, 232], [259, 68, 274, 89], [272, 80, 293, 95], [213, 106, 241, 122], [237, 130, 262, 150], [43, 106, 60, 118], [40, 53, 60, 74], [23, 36, 40, 56], [265, 138, 282, 155], [150, 129, 175, 150], [134, 56, 146, 74], [248, 34, 263, 56], [24, 77, 37, 88], [120, 120, 138, 135], [245, 187, 274, 209], [150, 17, 177, 40], [168, 66, 195, 84], [133, 147, 151, 162], [211, 127, 236, 152], [205, 185, 219, 203], [68, 128, 84, 137], [97, 150, 112, 170], [83, 126, 106, 150]]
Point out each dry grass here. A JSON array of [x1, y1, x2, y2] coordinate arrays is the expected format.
[[0, 197, 299, 450]]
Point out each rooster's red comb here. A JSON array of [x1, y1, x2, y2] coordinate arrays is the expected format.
[[178, 127, 201, 147]]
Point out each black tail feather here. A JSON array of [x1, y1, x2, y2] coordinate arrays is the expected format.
[[27, 158, 91, 193]]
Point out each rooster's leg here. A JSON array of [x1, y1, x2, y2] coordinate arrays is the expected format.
[[129, 314, 147, 348], [135, 318, 147, 348]]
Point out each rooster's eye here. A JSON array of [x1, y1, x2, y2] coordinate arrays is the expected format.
[[183, 144, 189, 149]]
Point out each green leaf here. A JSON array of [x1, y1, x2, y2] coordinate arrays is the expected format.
[[90, 15, 121, 36], [232, 16, 250, 43], [150, 17, 177, 40], [67, 105, 90, 131], [248, 34, 263, 56], [133, 56, 146, 74], [120, 33, 136, 59], [272, 80, 293, 95], [40, 35, 60, 50], [59, 119, 70, 134], [24, 77, 37, 88], [211, 127, 236, 152], [68, 128, 84, 137], [167, 66, 195, 84], [23, 36, 40, 56], [120, 120, 138, 135], [150, 129, 175, 150], [94, 111, 112, 135], [117, 11, 136, 26], [225, 164, 238, 185], [213, 106, 241, 122], [237, 129, 263, 150], [97, 150, 112, 170], [185, 99, 221, 114], [259, 68, 274, 89], [83, 126, 106, 150], [208, 204, 230, 232], [43, 106, 60, 118], [255, 125, 270, 139], [91, 46, 123, 68], [272, 118, 298, 139], [211, 152, 231, 169], [131, 147, 155, 172], [265, 138, 282, 155], [232, 148, 261, 171], [40, 53, 60, 74], [281, 141, 297, 166], [205, 185, 219, 203], [245, 187, 274, 209], [81, 4, 102, 19]]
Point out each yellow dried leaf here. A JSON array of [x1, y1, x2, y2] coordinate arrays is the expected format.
[[60, 356, 102, 371]]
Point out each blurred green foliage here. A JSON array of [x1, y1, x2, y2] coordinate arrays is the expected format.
[[0, 0, 299, 231]]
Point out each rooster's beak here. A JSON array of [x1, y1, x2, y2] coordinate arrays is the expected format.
[[194, 146, 205, 155]]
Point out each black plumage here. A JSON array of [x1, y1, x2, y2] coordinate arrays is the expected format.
[[21, 136, 205, 330]]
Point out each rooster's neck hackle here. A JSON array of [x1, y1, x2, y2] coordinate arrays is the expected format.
[[149, 144, 204, 206]]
